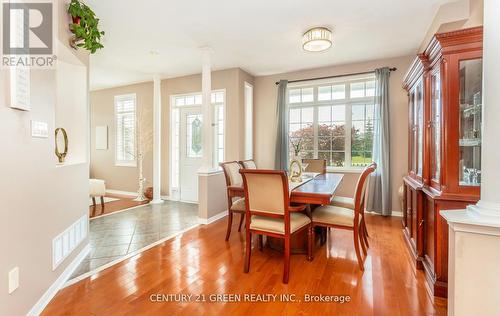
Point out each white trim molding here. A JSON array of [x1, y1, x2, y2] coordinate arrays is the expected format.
[[27, 244, 90, 316], [199, 210, 228, 225], [105, 189, 137, 197]]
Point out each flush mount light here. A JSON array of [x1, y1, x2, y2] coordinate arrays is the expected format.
[[302, 27, 332, 52]]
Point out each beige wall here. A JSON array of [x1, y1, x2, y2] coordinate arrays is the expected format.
[[0, 1, 90, 315], [90, 82, 154, 192], [419, 0, 483, 52], [253, 56, 414, 213], [90, 68, 254, 196]]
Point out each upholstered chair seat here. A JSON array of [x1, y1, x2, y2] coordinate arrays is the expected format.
[[330, 196, 355, 209], [312, 205, 361, 227], [230, 198, 246, 212], [250, 213, 310, 235]]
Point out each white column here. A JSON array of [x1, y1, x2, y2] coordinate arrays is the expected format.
[[466, 0, 500, 217], [200, 47, 214, 172], [151, 74, 163, 204], [441, 2, 500, 315]]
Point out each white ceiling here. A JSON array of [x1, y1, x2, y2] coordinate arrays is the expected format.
[[87, 0, 452, 90]]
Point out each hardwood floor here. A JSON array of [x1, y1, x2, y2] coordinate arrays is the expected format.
[[89, 194, 149, 219], [43, 214, 446, 316]]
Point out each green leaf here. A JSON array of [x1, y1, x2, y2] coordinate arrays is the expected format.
[[67, 0, 104, 54]]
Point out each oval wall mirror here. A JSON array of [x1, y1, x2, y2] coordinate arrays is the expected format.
[[55, 128, 68, 163]]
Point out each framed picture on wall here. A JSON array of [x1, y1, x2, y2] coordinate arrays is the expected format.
[[9, 67, 31, 111]]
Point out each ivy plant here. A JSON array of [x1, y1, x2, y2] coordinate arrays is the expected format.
[[68, 0, 105, 54]]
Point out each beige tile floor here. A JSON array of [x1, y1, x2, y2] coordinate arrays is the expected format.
[[69, 200, 199, 279]]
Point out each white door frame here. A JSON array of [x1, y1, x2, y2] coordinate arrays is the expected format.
[[168, 90, 226, 202]]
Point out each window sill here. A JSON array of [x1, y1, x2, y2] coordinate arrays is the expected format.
[[115, 162, 137, 168], [327, 167, 363, 174]]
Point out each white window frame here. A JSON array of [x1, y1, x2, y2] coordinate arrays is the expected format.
[[287, 74, 376, 172], [114, 93, 137, 167], [244, 82, 254, 160]]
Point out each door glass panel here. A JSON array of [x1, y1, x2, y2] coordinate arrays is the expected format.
[[431, 72, 441, 181], [187, 114, 203, 158], [459, 58, 483, 186]]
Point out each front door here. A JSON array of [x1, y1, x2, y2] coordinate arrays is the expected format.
[[179, 107, 203, 202]]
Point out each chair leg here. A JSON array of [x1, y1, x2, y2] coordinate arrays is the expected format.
[[359, 225, 367, 256], [244, 231, 252, 273], [225, 211, 233, 241], [353, 228, 364, 271], [362, 220, 370, 249], [283, 237, 291, 284], [100, 196, 105, 209], [307, 225, 313, 261], [320, 227, 327, 245], [362, 218, 370, 238], [238, 213, 245, 232], [258, 235, 264, 251], [92, 197, 96, 207], [360, 217, 369, 248]]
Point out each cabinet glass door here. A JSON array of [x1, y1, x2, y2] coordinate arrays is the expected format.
[[415, 82, 424, 177], [458, 58, 482, 186], [430, 71, 441, 182], [409, 90, 417, 174]]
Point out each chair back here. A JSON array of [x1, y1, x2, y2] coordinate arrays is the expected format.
[[302, 159, 326, 174], [220, 161, 243, 188], [240, 159, 257, 169], [353, 162, 377, 219], [240, 169, 292, 236]]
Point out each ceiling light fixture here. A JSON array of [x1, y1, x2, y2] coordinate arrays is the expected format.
[[302, 27, 332, 52]]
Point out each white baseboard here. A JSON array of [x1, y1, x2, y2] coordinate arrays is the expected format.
[[391, 211, 403, 217], [365, 210, 403, 217], [199, 210, 228, 225], [162, 196, 198, 205], [106, 189, 137, 197], [27, 244, 90, 316]]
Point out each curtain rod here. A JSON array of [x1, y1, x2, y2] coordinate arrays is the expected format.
[[274, 67, 397, 85]]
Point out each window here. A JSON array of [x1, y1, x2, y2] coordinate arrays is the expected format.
[[211, 91, 225, 164], [115, 94, 137, 166], [244, 82, 254, 159], [288, 76, 377, 169]]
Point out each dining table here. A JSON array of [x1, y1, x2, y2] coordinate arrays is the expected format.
[[266, 172, 344, 253]]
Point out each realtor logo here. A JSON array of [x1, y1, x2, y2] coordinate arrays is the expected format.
[[2, 1, 56, 67]]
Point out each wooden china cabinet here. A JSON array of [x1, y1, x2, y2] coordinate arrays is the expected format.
[[402, 26, 483, 298]]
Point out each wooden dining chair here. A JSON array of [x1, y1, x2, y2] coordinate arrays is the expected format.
[[220, 161, 246, 241], [240, 169, 312, 284], [239, 159, 257, 169], [302, 159, 327, 174], [309, 162, 376, 271], [330, 162, 377, 239]]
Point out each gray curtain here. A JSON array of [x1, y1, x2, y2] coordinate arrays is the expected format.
[[275, 80, 289, 170], [366, 68, 391, 215]]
